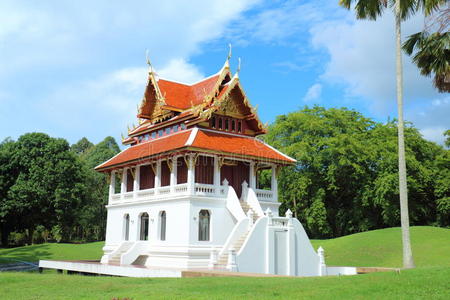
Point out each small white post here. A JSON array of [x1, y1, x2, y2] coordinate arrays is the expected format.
[[285, 209, 293, 227], [241, 180, 248, 202], [222, 178, 229, 195], [208, 247, 218, 269], [318, 246, 327, 276], [266, 208, 273, 226], [226, 247, 237, 272], [247, 209, 254, 229]]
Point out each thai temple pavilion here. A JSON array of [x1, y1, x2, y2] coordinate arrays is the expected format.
[[93, 55, 325, 276]]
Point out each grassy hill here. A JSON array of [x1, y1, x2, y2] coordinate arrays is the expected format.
[[1, 226, 448, 268], [310, 226, 450, 268], [0, 226, 449, 299]]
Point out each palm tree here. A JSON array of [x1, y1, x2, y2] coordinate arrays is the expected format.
[[339, 0, 445, 269], [403, 30, 449, 93]]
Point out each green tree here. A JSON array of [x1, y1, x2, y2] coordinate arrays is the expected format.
[[0, 138, 17, 246], [264, 106, 449, 239], [402, 7, 449, 93], [71, 137, 94, 156], [339, 0, 445, 269], [2, 133, 86, 243], [72, 136, 120, 241]]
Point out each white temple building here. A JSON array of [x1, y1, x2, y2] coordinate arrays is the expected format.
[[92, 56, 329, 276]]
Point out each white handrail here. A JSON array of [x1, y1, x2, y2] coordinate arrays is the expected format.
[[218, 218, 249, 258], [245, 187, 265, 217]]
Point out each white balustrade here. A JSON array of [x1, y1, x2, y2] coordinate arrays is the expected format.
[[255, 189, 274, 201], [194, 183, 216, 196], [271, 217, 289, 228]]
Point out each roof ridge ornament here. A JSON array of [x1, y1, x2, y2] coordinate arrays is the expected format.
[[236, 57, 241, 78], [146, 49, 154, 74], [222, 44, 232, 70]]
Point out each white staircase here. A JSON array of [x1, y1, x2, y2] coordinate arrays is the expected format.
[[214, 200, 258, 270], [108, 242, 133, 265]]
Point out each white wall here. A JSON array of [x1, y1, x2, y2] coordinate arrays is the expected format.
[[188, 197, 236, 246], [104, 199, 191, 248], [235, 217, 268, 274], [292, 218, 320, 276]]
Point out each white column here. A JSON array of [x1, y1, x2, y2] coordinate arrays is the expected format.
[[155, 160, 161, 193], [271, 164, 278, 202], [170, 157, 177, 193], [109, 171, 115, 203], [187, 154, 195, 195], [249, 161, 256, 190], [120, 168, 127, 200], [133, 165, 140, 198], [213, 155, 220, 195]]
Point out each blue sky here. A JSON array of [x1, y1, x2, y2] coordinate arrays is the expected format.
[[1, 0, 448, 146]]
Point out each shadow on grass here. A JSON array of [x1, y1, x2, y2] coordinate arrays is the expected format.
[[0, 244, 52, 263]]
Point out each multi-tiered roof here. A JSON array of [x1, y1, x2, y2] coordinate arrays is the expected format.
[[95, 59, 295, 172]]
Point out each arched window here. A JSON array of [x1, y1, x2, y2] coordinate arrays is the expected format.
[[139, 212, 149, 241], [123, 214, 130, 241], [198, 210, 210, 241], [160, 211, 166, 241]]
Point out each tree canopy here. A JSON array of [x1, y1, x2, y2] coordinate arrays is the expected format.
[[264, 106, 449, 238]]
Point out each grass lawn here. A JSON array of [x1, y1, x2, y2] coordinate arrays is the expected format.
[[0, 267, 448, 299], [310, 226, 450, 268], [0, 241, 104, 264], [0, 226, 448, 299]]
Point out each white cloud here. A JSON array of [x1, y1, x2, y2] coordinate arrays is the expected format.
[[419, 127, 447, 144], [310, 11, 444, 113], [0, 0, 259, 143], [406, 96, 450, 144], [302, 83, 322, 102], [157, 59, 204, 84]]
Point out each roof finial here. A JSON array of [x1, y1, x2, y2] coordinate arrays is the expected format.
[[146, 49, 153, 73], [236, 57, 241, 76], [227, 43, 232, 61]]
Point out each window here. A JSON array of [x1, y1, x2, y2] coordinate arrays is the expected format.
[[225, 119, 229, 131], [145, 134, 150, 140], [124, 214, 130, 241], [231, 120, 236, 131], [139, 212, 149, 240], [160, 211, 166, 241], [218, 118, 223, 129], [158, 129, 164, 137], [173, 125, 179, 132], [211, 116, 216, 128], [165, 127, 171, 135], [198, 210, 210, 241], [181, 123, 186, 130], [237, 121, 242, 133], [152, 132, 157, 139]]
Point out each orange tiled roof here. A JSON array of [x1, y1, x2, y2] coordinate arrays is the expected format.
[[190, 129, 295, 163], [95, 130, 192, 170], [158, 74, 220, 110], [96, 128, 295, 171]]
